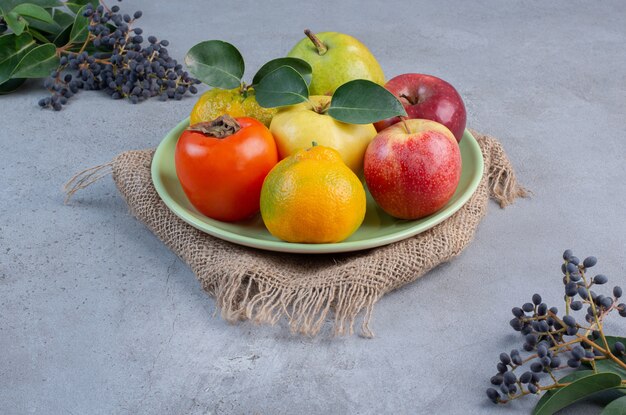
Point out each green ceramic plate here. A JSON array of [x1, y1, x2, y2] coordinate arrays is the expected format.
[[151, 118, 484, 254]]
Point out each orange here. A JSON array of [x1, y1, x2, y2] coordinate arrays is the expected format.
[[260, 145, 366, 243], [190, 87, 277, 127]]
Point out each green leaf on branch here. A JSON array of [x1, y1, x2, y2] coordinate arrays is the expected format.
[[24, 15, 62, 35], [52, 20, 71, 46], [52, 8, 74, 27], [64, 0, 96, 14], [0, 0, 62, 10], [0, 76, 25, 94], [185, 40, 244, 89], [252, 57, 312, 86], [328, 79, 407, 124], [0, 32, 35, 84], [10, 42, 58, 78], [601, 396, 626, 415], [601, 337, 626, 365], [532, 372, 622, 415], [68, 4, 89, 43], [4, 11, 26, 35], [11, 3, 54, 23], [254, 65, 309, 108]]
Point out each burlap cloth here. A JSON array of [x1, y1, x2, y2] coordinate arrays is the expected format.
[[65, 130, 527, 337]]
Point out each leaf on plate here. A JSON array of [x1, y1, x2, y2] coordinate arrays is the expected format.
[[601, 395, 626, 415], [254, 65, 309, 108], [532, 372, 622, 415], [11, 3, 54, 23], [184, 40, 244, 89], [68, 4, 89, 43], [0, 32, 35, 84], [328, 79, 407, 124], [252, 57, 312, 86], [10, 42, 59, 78]]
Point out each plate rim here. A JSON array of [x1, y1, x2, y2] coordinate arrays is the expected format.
[[151, 117, 484, 254]]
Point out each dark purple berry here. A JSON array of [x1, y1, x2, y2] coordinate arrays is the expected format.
[[583, 256, 597, 268], [563, 315, 576, 327], [503, 371, 516, 385], [490, 374, 503, 385], [593, 274, 608, 285], [486, 388, 500, 403]]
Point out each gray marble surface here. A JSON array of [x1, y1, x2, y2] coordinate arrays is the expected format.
[[1, 0, 625, 413]]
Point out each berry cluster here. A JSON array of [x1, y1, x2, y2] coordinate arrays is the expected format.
[[39, 0, 198, 110], [486, 251, 625, 404]]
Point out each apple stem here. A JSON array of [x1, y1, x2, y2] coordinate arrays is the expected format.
[[399, 93, 417, 105], [400, 117, 411, 134], [311, 99, 330, 114], [304, 29, 328, 55]]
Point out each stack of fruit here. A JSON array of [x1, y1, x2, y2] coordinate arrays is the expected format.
[[174, 30, 467, 244]]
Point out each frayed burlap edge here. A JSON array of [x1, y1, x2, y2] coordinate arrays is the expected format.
[[64, 131, 527, 337]]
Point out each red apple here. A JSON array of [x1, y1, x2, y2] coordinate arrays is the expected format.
[[373, 74, 466, 143], [364, 119, 461, 220]]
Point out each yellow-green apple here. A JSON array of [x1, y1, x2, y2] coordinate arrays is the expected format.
[[287, 29, 385, 96], [269, 95, 377, 174], [373, 74, 466, 143], [364, 119, 461, 219]]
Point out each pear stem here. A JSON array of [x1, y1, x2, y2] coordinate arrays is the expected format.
[[304, 29, 328, 55]]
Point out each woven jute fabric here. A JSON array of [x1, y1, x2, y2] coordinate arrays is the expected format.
[[66, 130, 526, 337]]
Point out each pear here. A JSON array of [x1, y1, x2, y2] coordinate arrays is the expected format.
[[287, 29, 385, 96]]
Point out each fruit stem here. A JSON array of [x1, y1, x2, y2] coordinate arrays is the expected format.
[[400, 93, 417, 105], [239, 82, 249, 98], [311, 98, 330, 114], [400, 116, 411, 134], [304, 29, 328, 55], [187, 115, 241, 138]]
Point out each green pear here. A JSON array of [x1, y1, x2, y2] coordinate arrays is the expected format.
[[287, 29, 385, 96]]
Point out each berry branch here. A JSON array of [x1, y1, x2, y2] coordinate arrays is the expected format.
[[486, 251, 626, 409], [38, 0, 199, 110]]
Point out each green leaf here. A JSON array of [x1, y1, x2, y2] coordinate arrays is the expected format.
[[68, 4, 89, 43], [0, 76, 25, 93], [252, 57, 312, 86], [603, 337, 626, 365], [52, 8, 74, 28], [23, 13, 62, 34], [52, 20, 71, 46], [184, 40, 244, 89], [328, 79, 407, 124], [0, 0, 61, 11], [0, 32, 35, 84], [583, 336, 626, 379], [11, 3, 54, 23], [533, 372, 622, 415], [28, 27, 52, 42], [601, 396, 626, 415], [4, 11, 26, 35], [64, 0, 97, 14], [254, 65, 309, 108], [10, 42, 58, 78], [593, 360, 626, 380]]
